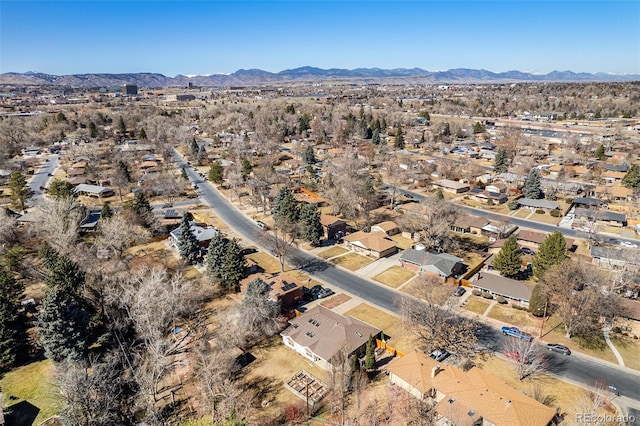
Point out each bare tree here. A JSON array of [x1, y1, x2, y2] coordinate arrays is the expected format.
[[263, 219, 299, 272], [0, 208, 17, 252], [228, 278, 285, 344], [37, 196, 86, 255], [94, 214, 150, 259], [225, 162, 245, 204], [503, 338, 547, 380], [399, 199, 459, 252]]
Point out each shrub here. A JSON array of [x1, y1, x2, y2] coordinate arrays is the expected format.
[[463, 195, 469, 200], [487, 199, 495, 206], [481, 291, 493, 299], [471, 289, 481, 296], [507, 199, 519, 210], [612, 326, 622, 334], [550, 210, 562, 217], [535, 209, 545, 214], [512, 304, 528, 311], [565, 198, 575, 204], [496, 296, 507, 304]]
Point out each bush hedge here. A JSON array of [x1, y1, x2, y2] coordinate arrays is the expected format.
[[496, 296, 507, 304], [550, 210, 562, 217], [471, 289, 481, 296], [481, 292, 493, 299], [535, 209, 545, 214]]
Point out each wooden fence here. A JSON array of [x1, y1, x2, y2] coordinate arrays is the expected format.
[[376, 339, 405, 357]]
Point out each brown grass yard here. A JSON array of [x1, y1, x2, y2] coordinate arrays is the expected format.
[[610, 336, 640, 370], [330, 252, 373, 271], [343, 303, 415, 354], [388, 234, 414, 250], [246, 251, 283, 274], [317, 246, 349, 259], [286, 270, 323, 289], [0, 360, 63, 425], [513, 209, 532, 218], [320, 293, 351, 309], [372, 266, 415, 288], [463, 297, 492, 315], [527, 212, 561, 225], [487, 303, 539, 332]]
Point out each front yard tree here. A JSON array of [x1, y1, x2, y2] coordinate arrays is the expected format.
[[37, 254, 91, 362], [622, 164, 640, 189], [100, 203, 113, 219], [0, 266, 26, 369], [528, 284, 548, 317], [533, 230, 567, 279], [594, 143, 606, 160], [236, 278, 281, 336], [208, 160, 224, 184], [8, 171, 31, 211], [49, 179, 76, 199], [492, 236, 522, 277], [503, 338, 547, 380], [241, 158, 253, 177], [272, 186, 299, 224], [132, 191, 153, 227], [493, 147, 509, 174], [364, 334, 376, 370], [205, 232, 227, 282], [302, 145, 316, 164], [522, 168, 543, 199], [299, 202, 323, 246], [177, 215, 200, 265], [220, 238, 245, 292], [394, 125, 405, 149]]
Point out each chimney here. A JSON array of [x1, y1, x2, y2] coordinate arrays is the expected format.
[[431, 365, 440, 378]]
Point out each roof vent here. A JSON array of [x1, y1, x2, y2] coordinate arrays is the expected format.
[[448, 397, 455, 404]]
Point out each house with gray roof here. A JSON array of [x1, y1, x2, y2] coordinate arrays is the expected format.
[[517, 198, 560, 210], [399, 248, 465, 280], [281, 305, 381, 371], [575, 208, 627, 227], [74, 184, 115, 198], [169, 222, 218, 248], [473, 273, 534, 306], [590, 246, 639, 269]]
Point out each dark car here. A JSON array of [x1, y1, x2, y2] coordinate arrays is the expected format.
[[520, 247, 536, 255], [317, 288, 335, 299], [404, 193, 415, 199], [453, 286, 466, 297], [310, 285, 323, 295], [257, 221, 268, 230], [547, 343, 571, 355]]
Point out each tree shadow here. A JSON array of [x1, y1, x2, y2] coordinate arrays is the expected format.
[[4, 400, 40, 426]]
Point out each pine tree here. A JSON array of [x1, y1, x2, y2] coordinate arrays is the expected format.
[[522, 168, 543, 199], [205, 232, 227, 281], [394, 125, 405, 149], [0, 267, 26, 369], [472, 122, 485, 134], [139, 127, 147, 140], [528, 284, 548, 317], [493, 147, 509, 174], [533, 231, 567, 279], [221, 239, 245, 292], [272, 186, 299, 223], [100, 203, 113, 219], [622, 164, 640, 189], [365, 334, 376, 370], [372, 128, 381, 145], [241, 159, 253, 177], [8, 171, 31, 211], [117, 160, 132, 183], [208, 160, 224, 184], [299, 202, 323, 246], [189, 138, 199, 158], [117, 116, 126, 135], [492, 236, 522, 277], [177, 215, 200, 265], [302, 146, 316, 164], [88, 121, 97, 138], [132, 191, 152, 227], [37, 255, 91, 362], [594, 144, 605, 160], [48, 179, 76, 199]]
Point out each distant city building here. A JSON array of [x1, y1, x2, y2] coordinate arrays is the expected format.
[[122, 84, 138, 95], [166, 94, 196, 102]]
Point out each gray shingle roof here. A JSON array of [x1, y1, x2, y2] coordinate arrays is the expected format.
[[400, 249, 463, 276], [517, 198, 560, 210], [473, 274, 534, 302]]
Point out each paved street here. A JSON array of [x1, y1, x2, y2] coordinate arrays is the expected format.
[[28, 154, 58, 203], [173, 149, 640, 406]]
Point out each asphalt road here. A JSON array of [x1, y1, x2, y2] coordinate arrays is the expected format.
[[172, 150, 640, 405], [28, 154, 58, 202]]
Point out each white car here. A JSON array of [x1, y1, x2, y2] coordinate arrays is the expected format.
[[619, 241, 638, 249]]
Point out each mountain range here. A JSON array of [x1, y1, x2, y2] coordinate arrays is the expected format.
[[1, 67, 638, 88]]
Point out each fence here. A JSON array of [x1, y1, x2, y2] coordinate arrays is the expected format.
[[376, 339, 405, 357]]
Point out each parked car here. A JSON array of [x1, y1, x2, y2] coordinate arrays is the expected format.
[[520, 247, 536, 255], [430, 349, 450, 362], [309, 285, 323, 295], [505, 350, 530, 364], [453, 286, 466, 297], [257, 221, 268, 230], [501, 326, 533, 341], [546, 343, 571, 355], [317, 288, 335, 299], [619, 241, 638, 249], [404, 193, 415, 199]]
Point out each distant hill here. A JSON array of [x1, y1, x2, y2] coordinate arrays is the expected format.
[[1, 67, 638, 88]]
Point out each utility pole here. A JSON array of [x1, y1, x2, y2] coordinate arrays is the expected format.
[[538, 301, 548, 338]]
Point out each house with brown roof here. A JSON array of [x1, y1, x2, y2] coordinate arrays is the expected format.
[[515, 230, 574, 251], [240, 273, 303, 312], [320, 214, 347, 240], [281, 305, 381, 371], [386, 350, 557, 426], [370, 220, 400, 236], [343, 230, 397, 258], [450, 215, 490, 235], [433, 179, 471, 194], [602, 170, 626, 184]]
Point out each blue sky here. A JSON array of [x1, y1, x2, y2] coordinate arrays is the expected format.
[[1, 1, 638, 75]]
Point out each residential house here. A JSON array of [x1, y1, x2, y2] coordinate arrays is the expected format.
[[343, 231, 397, 258], [240, 273, 303, 312], [320, 214, 347, 240], [602, 170, 626, 184], [450, 215, 489, 235], [516, 198, 560, 211], [515, 230, 574, 251], [485, 183, 507, 194], [574, 208, 627, 227], [386, 350, 557, 426], [590, 246, 639, 269], [481, 222, 518, 241], [169, 222, 218, 249], [468, 188, 508, 204], [473, 273, 534, 306], [281, 305, 381, 371], [433, 179, 470, 194], [399, 248, 465, 281], [371, 221, 400, 236], [572, 197, 601, 209], [73, 184, 115, 198]]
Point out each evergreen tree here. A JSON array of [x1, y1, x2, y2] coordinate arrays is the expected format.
[[220, 239, 245, 292], [528, 284, 548, 317], [208, 160, 224, 184], [0, 266, 26, 369], [241, 159, 253, 177], [364, 334, 376, 370], [176, 215, 200, 265], [493, 147, 509, 174], [622, 164, 640, 189], [435, 189, 445, 201], [100, 203, 113, 219], [37, 255, 91, 362], [522, 168, 543, 199], [492, 236, 522, 277], [302, 146, 316, 164], [49, 179, 76, 199], [594, 144, 606, 160], [39, 242, 60, 270], [532, 231, 567, 280], [394, 125, 405, 149], [299, 202, 323, 246], [418, 110, 431, 121], [205, 232, 228, 281], [298, 113, 311, 133], [190, 138, 199, 158], [8, 171, 31, 211], [272, 186, 299, 223], [132, 191, 151, 217], [472, 122, 486, 134], [139, 127, 147, 140], [372, 128, 381, 145], [117, 116, 126, 135], [57, 112, 67, 123], [116, 160, 132, 183], [88, 121, 97, 138]]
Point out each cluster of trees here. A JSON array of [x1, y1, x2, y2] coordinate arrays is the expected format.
[[271, 186, 323, 246], [493, 231, 567, 279], [204, 232, 246, 292]]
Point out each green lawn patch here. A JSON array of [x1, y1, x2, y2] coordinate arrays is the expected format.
[[0, 360, 63, 425], [372, 266, 415, 288], [463, 297, 492, 315], [317, 246, 349, 259], [331, 252, 373, 271]]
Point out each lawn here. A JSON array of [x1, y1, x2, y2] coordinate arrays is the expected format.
[[610, 336, 640, 371], [372, 266, 415, 288], [527, 212, 561, 225], [0, 360, 64, 425], [317, 246, 349, 260], [246, 251, 283, 274], [343, 303, 414, 353], [513, 209, 531, 219], [286, 269, 323, 289], [388, 234, 414, 250], [486, 303, 539, 332], [463, 296, 492, 315], [331, 252, 373, 271], [321, 293, 351, 309]]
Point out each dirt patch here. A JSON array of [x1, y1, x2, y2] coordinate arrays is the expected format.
[[320, 293, 351, 309]]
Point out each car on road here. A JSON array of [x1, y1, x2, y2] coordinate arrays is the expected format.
[[430, 349, 450, 361], [257, 221, 268, 230], [547, 343, 571, 355], [505, 350, 530, 364], [453, 286, 466, 297], [619, 241, 638, 249], [403, 193, 415, 199], [162, 203, 173, 208], [501, 326, 533, 341]]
